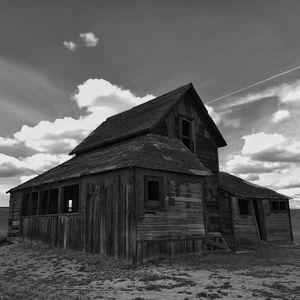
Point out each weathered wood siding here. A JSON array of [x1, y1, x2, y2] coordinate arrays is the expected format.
[[7, 191, 22, 238], [83, 170, 136, 260], [263, 199, 292, 242], [153, 95, 219, 174], [218, 190, 233, 234], [22, 214, 83, 250], [231, 196, 259, 240], [14, 169, 137, 261], [153, 96, 221, 232], [135, 168, 206, 263]]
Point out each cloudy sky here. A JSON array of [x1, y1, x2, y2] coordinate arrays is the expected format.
[[1, 0, 300, 208]]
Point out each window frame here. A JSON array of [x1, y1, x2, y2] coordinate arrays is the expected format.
[[179, 116, 195, 153], [270, 200, 288, 213], [61, 184, 80, 214], [144, 176, 164, 210]]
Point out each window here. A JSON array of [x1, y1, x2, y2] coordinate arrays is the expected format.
[[180, 118, 194, 152], [30, 192, 38, 215], [144, 176, 163, 209], [238, 199, 250, 216], [22, 193, 30, 216], [39, 190, 49, 215], [62, 184, 79, 213], [271, 200, 288, 212], [48, 188, 59, 214]]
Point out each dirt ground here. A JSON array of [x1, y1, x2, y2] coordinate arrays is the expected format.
[[0, 242, 299, 300]]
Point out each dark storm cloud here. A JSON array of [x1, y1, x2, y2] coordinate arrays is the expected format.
[[251, 148, 300, 163], [228, 163, 288, 175]]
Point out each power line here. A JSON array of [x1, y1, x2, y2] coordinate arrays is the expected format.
[[207, 65, 300, 105]]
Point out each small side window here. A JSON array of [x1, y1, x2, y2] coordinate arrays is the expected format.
[[271, 200, 288, 212], [22, 193, 30, 216], [62, 184, 79, 213], [144, 176, 163, 209], [238, 199, 250, 216]]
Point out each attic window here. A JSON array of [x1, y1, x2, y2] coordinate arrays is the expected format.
[[62, 184, 79, 213], [271, 200, 287, 212], [238, 199, 250, 216], [144, 176, 163, 209], [180, 118, 194, 152]]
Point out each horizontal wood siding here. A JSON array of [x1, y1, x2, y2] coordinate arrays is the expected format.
[[218, 190, 233, 234], [135, 169, 206, 262], [83, 170, 136, 260], [22, 214, 83, 250], [153, 97, 221, 233], [7, 191, 22, 238], [264, 200, 292, 242], [231, 197, 259, 240]]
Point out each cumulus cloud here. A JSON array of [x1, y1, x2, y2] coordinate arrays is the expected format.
[[0, 78, 155, 198], [71, 78, 154, 111], [225, 154, 287, 174], [242, 132, 285, 156], [241, 132, 300, 163], [79, 32, 99, 47], [63, 41, 77, 51], [271, 110, 290, 123], [0, 153, 69, 178], [0, 153, 26, 177]]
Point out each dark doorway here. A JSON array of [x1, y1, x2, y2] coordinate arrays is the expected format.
[[252, 200, 267, 241]]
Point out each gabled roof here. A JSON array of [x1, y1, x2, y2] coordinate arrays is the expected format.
[[219, 172, 289, 199], [8, 134, 212, 193], [70, 83, 226, 155]]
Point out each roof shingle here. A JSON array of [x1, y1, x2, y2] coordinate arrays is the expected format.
[[219, 172, 289, 199], [9, 134, 212, 192], [70, 83, 192, 154]]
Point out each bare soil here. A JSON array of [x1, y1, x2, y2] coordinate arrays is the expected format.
[[0, 242, 299, 299]]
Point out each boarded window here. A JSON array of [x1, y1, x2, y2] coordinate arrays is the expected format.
[[62, 184, 79, 213], [271, 200, 288, 212], [39, 190, 49, 215], [180, 118, 194, 152], [22, 193, 30, 216], [48, 188, 59, 214], [144, 176, 163, 209], [238, 199, 250, 216], [30, 192, 38, 215]]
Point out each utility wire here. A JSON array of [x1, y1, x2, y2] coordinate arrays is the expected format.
[[207, 65, 300, 105]]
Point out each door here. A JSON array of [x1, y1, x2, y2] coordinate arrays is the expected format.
[[252, 199, 267, 241]]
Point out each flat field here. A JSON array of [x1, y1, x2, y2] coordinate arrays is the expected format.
[[0, 242, 299, 299]]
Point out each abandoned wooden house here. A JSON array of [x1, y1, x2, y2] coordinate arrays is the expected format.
[[7, 82, 293, 262], [219, 172, 293, 243]]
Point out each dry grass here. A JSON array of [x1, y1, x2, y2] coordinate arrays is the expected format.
[[0, 242, 299, 299]]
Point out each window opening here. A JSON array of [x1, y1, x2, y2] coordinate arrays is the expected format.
[[238, 199, 250, 215]]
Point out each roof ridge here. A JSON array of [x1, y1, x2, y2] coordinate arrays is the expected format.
[[106, 83, 192, 121]]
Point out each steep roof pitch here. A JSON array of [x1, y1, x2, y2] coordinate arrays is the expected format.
[[9, 134, 212, 192], [70, 83, 226, 155], [219, 172, 289, 199]]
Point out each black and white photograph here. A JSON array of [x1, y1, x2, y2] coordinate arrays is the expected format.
[[0, 1, 299, 299]]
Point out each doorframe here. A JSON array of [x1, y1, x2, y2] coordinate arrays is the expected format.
[[250, 199, 267, 241]]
